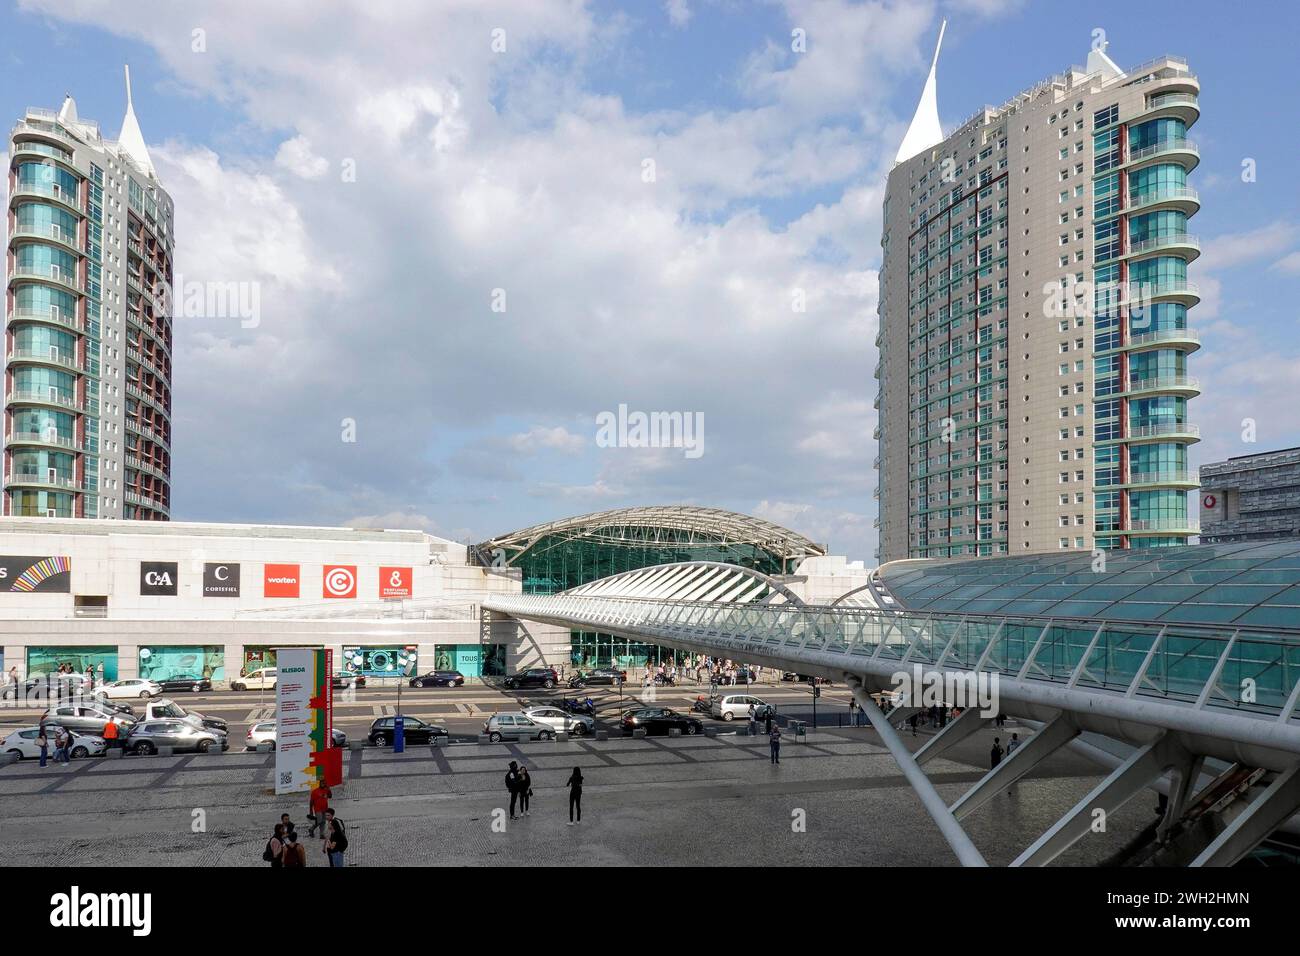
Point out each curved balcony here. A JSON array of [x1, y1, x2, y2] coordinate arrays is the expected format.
[[124, 489, 170, 514], [124, 417, 171, 451], [6, 430, 84, 453], [1124, 468, 1199, 489], [1133, 90, 1200, 127], [125, 455, 169, 482], [6, 348, 85, 374], [8, 223, 82, 256], [1124, 138, 1199, 173], [6, 307, 82, 334], [1123, 327, 1201, 354], [1122, 233, 1200, 264], [1127, 186, 1200, 217], [1139, 280, 1200, 308], [10, 134, 74, 162], [4, 472, 82, 493], [1120, 375, 1200, 398], [1116, 421, 1201, 445], [1126, 517, 1200, 533], [5, 389, 87, 414], [9, 264, 80, 294], [9, 182, 81, 216]]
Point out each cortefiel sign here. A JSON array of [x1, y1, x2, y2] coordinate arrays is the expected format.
[[264, 563, 300, 598], [139, 561, 178, 596], [379, 566, 412, 598], [0, 556, 71, 593], [203, 562, 241, 597]]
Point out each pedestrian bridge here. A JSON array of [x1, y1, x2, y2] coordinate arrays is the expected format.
[[482, 544, 1300, 867]]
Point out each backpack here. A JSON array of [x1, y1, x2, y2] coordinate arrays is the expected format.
[[262, 839, 275, 862]]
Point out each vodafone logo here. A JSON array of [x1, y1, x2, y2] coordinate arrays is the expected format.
[[379, 566, 412, 598], [323, 565, 357, 599], [1202, 493, 1217, 510]]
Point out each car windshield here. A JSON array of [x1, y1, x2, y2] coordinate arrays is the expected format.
[[156, 703, 186, 718]]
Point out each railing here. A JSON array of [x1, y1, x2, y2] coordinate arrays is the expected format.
[[1127, 186, 1199, 213], [1125, 421, 1199, 440], [7, 348, 83, 372], [1126, 234, 1199, 257], [4, 472, 79, 490], [1126, 328, 1200, 348], [1128, 518, 1200, 532], [1123, 374, 1200, 394], [1127, 469, 1199, 486], [11, 139, 72, 161], [10, 183, 80, 208], [8, 430, 81, 451], [9, 265, 79, 291], [1147, 92, 1199, 110], [5, 389, 85, 412], [6, 308, 81, 332], [8, 223, 81, 252], [1127, 138, 1198, 165]]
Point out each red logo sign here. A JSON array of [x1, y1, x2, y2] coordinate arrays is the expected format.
[[1202, 494, 1217, 510], [379, 566, 412, 598], [323, 565, 357, 599], [264, 563, 301, 598]]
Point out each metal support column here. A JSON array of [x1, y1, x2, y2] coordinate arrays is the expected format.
[[951, 713, 1079, 821], [914, 705, 988, 766], [1192, 762, 1300, 867]]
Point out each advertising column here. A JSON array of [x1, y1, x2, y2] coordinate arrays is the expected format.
[[274, 648, 340, 796]]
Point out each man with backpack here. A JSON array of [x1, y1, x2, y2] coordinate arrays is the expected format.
[[323, 809, 348, 867]]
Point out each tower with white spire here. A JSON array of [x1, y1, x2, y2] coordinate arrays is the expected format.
[[874, 31, 1202, 561], [5, 69, 175, 521]]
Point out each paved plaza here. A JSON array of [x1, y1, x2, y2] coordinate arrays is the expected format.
[[0, 723, 1153, 866]]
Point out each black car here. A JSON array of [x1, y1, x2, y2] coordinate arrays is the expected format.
[[332, 673, 367, 689], [503, 668, 557, 690], [367, 716, 449, 746], [574, 668, 625, 686], [782, 672, 829, 685], [156, 675, 212, 694], [620, 708, 703, 736], [410, 670, 464, 688]]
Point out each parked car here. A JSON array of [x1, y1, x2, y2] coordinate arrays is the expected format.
[[3, 725, 106, 760], [97, 678, 163, 700], [139, 698, 228, 734], [572, 667, 625, 686], [332, 673, 366, 689], [42, 703, 135, 735], [244, 720, 347, 751], [483, 712, 554, 742], [710, 694, 775, 722], [503, 668, 558, 690], [410, 670, 464, 688], [367, 716, 447, 746], [522, 705, 593, 737], [782, 672, 829, 685], [126, 720, 228, 755], [155, 675, 212, 694], [8, 674, 91, 701], [230, 667, 276, 691], [620, 708, 703, 736]]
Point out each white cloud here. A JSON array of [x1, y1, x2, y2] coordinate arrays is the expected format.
[[508, 425, 587, 454], [274, 135, 329, 180], [664, 0, 692, 28], [1199, 220, 1299, 271]]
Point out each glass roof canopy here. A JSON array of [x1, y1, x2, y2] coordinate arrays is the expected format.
[[879, 541, 1300, 633]]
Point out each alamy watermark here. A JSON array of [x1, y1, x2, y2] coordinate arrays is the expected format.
[[595, 403, 704, 459], [890, 664, 1000, 718]]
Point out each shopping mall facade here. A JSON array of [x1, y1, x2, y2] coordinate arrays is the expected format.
[[0, 507, 868, 682]]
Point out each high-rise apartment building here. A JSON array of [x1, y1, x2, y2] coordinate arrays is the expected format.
[[875, 28, 1200, 562], [6, 68, 173, 520]]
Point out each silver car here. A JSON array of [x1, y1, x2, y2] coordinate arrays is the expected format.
[[522, 706, 593, 737], [483, 712, 554, 742], [42, 703, 135, 735], [126, 719, 228, 755], [710, 694, 775, 722]]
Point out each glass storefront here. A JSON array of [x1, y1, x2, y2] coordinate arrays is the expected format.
[[242, 647, 278, 674], [341, 646, 416, 678], [26, 646, 118, 681], [431, 643, 505, 677], [138, 646, 225, 682], [570, 633, 691, 670]]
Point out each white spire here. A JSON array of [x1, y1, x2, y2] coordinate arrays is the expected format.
[[57, 94, 78, 125], [1085, 38, 1126, 81], [894, 19, 946, 165], [117, 64, 157, 178]]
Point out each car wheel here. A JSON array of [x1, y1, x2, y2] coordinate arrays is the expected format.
[[543, 679, 554, 689], [196, 740, 212, 753], [539, 730, 553, 741], [6, 749, 22, 761], [489, 732, 503, 743], [191, 684, 201, 693], [232, 683, 244, 692], [70, 746, 89, 759], [139, 691, 151, 699], [572, 723, 587, 736], [722, 712, 734, 721], [374, 734, 389, 746], [416, 680, 426, 688], [135, 742, 155, 755], [686, 724, 698, 736]]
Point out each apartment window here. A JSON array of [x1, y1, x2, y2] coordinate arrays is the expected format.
[[1059, 515, 1071, 527], [1060, 538, 1070, 549], [1059, 472, 1070, 483]]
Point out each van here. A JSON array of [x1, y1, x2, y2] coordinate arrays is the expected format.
[[230, 667, 276, 691]]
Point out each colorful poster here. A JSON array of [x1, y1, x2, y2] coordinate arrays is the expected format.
[[0, 556, 71, 593], [274, 648, 333, 795], [264, 564, 300, 598], [378, 566, 412, 598], [322, 565, 357, 599]]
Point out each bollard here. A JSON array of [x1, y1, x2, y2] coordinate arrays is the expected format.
[[594, 730, 608, 741], [633, 728, 647, 738], [349, 740, 365, 752], [557, 732, 569, 742], [433, 736, 447, 747], [105, 747, 123, 760], [477, 735, 492, 744], [668, 728, 682, 737], [157, 746, 174, 757], [704, 726, 717, 737], [257, 741, 274, 754]]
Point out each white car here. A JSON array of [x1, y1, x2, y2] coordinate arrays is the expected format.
[[522, 706, 594, 736], [97, 678, 162, 700], [710, 694, 775, 722], [3, 725, 107, 760], [245, 720, 346, 751], [230, 667, 276, 691]]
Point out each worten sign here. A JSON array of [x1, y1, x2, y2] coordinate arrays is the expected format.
[[0, 556, 71, 593], [203, 562, 241, 597], [274, 648, 339, 796], [264, 563, 300, 599], [139, 561, 178, 596]]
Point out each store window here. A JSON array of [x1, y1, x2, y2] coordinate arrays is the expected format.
[[138, 646, 225, 682], [27, 646, 118, 681]]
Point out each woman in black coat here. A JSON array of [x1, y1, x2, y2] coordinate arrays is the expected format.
[[566, 767, 583, 825]]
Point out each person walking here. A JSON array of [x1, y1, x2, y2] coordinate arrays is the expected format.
[[323, 810, 347, 867], [281, 830, 307, 867], [747, 703, 757, 737], [769, 724, 782, 765], [990, 737, 1004, 769], [308, 782, 331, 838], [264, 823, 286, 868], [101, 718, 119, 754], [764, 709, 774, 736], [566, 767, 583, 825], [55, 727, 71, 765], [908, 712, 919, 737], [506, 760, 523, 820], [518, 767, 533, 816], [36, 727, 49, 767], [95, 661, 104, 686], [1007, 732, 1021, 755]]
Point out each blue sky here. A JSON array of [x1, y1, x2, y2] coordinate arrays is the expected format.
[[2, 0, 1298, 561]]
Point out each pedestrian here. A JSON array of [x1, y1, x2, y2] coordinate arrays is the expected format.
[[95, 661, 104, 685], [990, 737, 1004, 769], [769, 724, 782, 765], [308, 782, 331, 838], [518, 767, 533, 816], [848, 697, 856, 726], [505, 760, 523, 820], [36, 727, 49, 767], [764, 710, 774, 736], [323, 810, 347, 867], [101, 718, 119, 754], [1007, 732, 1021, 755], [281, 830, 307, 867], [55, 727, 71, 765], [747, 703, 757, 737], [566, 766, 583, 825], [264, 823, 286, 868], [908, 712, 919, 736]]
